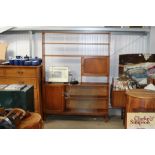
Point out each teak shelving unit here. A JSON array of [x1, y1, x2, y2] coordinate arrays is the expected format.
[[42, 32, 111, 119]]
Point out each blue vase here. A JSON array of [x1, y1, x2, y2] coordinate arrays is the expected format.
[[24, 61, 32, 66], [19, 59, 25, 66], [32, 60, 39, 66], [14, 59, 20, 65], [34, 57, 42, 65], [9, 59, 14, 65]]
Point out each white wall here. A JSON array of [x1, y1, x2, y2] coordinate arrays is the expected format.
[[110, 32, 149, 78], [0, 33, 30, 59], [149, 26, 155, 53]]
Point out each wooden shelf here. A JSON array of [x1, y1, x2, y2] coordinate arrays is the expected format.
[[44, 82, 109, 86], [44, 109, 108, 116], [44, 54, 87, 57], [65, 96, 108, 99], [44, 54, 109, 58], [72, 82, 109, 86], [65, 109, 108, 116], [43, 42, 110, 45]]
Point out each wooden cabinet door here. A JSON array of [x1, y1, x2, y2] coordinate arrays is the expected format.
[[111, 90, 126, 108], [45, 85, 64, 113], [81, 56, 109, 76]]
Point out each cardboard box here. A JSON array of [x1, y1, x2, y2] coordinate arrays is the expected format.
[[0, 43, 8, 61], [127, 112, 155, 129]]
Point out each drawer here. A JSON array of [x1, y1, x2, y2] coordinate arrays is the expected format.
[[0, 69, 4, 76], [0, 77, 37, 89], [66, 98, 108, 110], [66, 85, 108, 96], [5, 68, 37, 77]]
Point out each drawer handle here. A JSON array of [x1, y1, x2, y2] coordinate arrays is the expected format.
[[17, 71, 23, 75], [18, 81, 24, 84]]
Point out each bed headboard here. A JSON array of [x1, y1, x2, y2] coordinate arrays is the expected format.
[[119, 54, 155, 65], [119, 54, 155, 75]]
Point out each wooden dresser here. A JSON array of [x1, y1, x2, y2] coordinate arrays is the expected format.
[[0, 65, 42, 114]]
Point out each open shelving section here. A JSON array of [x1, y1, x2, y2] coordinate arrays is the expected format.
[[42, 31, 111, 119]]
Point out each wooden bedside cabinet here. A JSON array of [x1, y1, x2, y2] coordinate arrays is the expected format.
[[0, 65, 42, 114], [111, 90, 126, 108], [111, 89, 126, 119]]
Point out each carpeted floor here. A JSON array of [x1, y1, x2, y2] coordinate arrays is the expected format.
[[44, 115, 124, 129]]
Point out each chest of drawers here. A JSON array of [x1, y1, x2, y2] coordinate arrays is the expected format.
[[0, 65, 42, 114]]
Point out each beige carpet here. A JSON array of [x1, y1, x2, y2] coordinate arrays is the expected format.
[[44, 115, 124, 129]]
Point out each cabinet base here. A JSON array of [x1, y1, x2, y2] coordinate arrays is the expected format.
[[43, 109, 109, 122]]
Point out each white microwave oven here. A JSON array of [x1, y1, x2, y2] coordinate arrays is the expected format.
[[48, 66, 69, 82]]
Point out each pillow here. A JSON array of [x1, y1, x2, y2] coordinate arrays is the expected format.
[[126, 67, 147, 78]]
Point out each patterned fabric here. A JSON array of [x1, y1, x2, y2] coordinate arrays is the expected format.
[[126, 67, 147, 78], [147, 66, 155, 78], [124, 62, 155, 85]]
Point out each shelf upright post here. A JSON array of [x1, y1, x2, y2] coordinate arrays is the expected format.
[[42, 32, 45, 83], [107, 33, 111, 112]]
